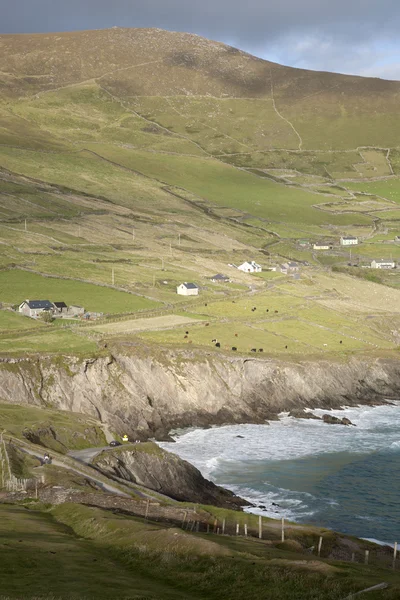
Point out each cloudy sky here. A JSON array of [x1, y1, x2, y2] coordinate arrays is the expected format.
[[2, 0, 400, 80]]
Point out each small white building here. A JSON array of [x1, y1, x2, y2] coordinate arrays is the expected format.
[[313, 242, 332, 250], [19, 299, 54, 318], [177, 282, 199, 296], [371, 259, 396, 269], [237, 261, 262, 273], [340, 236, 358, 246]]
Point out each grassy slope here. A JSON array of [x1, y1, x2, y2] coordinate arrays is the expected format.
[[0, 403, 106, 451], [1, 28, 400, 354]]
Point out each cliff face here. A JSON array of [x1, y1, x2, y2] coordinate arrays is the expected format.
[[93, 442, 246, 508], [0, 349, 399, 439]]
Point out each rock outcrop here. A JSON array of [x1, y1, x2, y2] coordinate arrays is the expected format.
[[0, 348, 398, 439], [322, 414, 355, 426], [93, 442, 247, 509]]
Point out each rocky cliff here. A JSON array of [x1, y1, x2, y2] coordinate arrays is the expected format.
[[0, 347, 399, 439], [93, 442, 246, 508]]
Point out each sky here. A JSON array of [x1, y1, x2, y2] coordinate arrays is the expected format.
[[2, 0, 400, 80]]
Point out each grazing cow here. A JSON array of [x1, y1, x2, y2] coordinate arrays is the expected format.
[[232, 347, 237, 351], [215, 342, 221, 348], [212, 338, 217, 343], [266, 309, 269, 312], [184, 335, 188, 339], [235, 333, 238, 337], [205, 323, 210, 326], [258, 348, 263, 352], [285, 345, 288, 349], [185, 331, 189, 335], [205, 303, 208, 307], [253, 307, 256, 311], [232, 300, 236, 303], [323, 343, 328, 347], [251, 348, 257, 352], [340, 340, 343, 344], [274, 310, 278, 313]]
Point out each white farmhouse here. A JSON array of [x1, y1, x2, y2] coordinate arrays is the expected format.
[[177, 282, 199, 296], [371, 259, 396, 269], [237, 261, 262, 273], [19, 299, 54, 318], [340, 236, 358, 246]]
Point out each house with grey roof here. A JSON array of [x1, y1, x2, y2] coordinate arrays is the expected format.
[[19, 299, 54, 319], [210, 273, 231, 283], [371, 259, 396, 269], [177, 282, 199, 296], [340, 236, 358, 246]]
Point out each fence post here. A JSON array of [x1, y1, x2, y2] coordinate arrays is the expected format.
[[258, 515, 262, 539], [317, 536, 323, 557], [244, 524, 248, 537], [182, 511, 187, 528], [393, 542, 398, 570], [364, 550, 369, 565], [281, 518, 285, 542], [222, 518, 226, 534], [351, 552, 355, 562], [236, 523, 239, 536]]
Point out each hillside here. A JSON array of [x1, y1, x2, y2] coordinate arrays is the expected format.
[[1, 28, 400, 357]]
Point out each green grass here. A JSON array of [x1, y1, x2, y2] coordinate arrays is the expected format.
[[0, 403, 106, 451], [0, 310, 44, 331], [0, 270, 159, 314], [83, 144, 374, 227], [0, 328, 97, 355]]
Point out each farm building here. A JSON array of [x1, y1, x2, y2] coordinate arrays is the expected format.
[[177, 282, 199, 296], [237, 261, 262, 273], [313, 242, 332, 250], [281, 262, 300, 274], [340, 236, 358, 246], [53, 301, 68, 314], [210, 273, 231, 283], [19, 299, 53, 318], [371, 259, 396, 269], [68, 305, 85, 316]]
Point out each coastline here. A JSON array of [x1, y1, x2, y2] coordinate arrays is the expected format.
[[158, 401, 400, 544]]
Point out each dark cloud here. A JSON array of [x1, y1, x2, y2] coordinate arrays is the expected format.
[[2, 0, 400, 78]]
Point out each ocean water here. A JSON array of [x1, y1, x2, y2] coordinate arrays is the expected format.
[[159, 403, 400, 543]]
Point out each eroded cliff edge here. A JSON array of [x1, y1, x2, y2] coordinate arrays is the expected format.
[[0, 347, 399, 439]]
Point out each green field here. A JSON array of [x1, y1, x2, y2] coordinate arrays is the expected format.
[[0, 270, 159, 314]]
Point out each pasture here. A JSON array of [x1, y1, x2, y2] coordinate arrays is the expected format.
[[0, 270, 160, 314]]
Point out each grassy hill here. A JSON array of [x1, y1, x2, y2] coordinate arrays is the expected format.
[[1, 27, 400, 355]]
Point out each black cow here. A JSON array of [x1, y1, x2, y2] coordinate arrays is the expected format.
[[258, 348, 263, 352], [232, 347, 237, 351], [215, 342, 221, 348], [251, 348, 257, 352]]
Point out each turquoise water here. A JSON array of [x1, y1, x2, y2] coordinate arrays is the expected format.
[[160, 403, 400, 543]]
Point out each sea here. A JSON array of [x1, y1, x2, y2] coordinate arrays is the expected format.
[[159, 403, 400, 544]]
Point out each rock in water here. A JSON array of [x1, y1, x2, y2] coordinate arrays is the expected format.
[[93, 442, 248, 509], [323, 414, 354, 426], [289, 409, 321, 420]]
